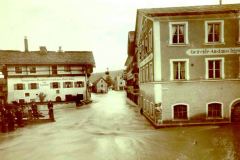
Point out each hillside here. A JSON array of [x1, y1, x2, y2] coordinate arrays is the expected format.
[[89, 69, 124, 83]]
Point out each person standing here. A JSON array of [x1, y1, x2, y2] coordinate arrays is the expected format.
[[7, 109, 15, 131], [0, 106, 7, 133], [15, 107, 23, 127], [47, 101, 54, 121], [31, 102, 38, 119]]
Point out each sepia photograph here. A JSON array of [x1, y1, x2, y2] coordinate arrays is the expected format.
[[0, 0, 240, 159]]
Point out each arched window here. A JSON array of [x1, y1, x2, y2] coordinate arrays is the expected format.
[[173, 105, 187, 119], [208, 103, 222, 118]]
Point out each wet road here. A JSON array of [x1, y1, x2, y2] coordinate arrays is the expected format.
[[0, 90, 240, 160]]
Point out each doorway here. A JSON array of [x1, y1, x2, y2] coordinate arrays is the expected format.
[[231, 102, 240, 122]]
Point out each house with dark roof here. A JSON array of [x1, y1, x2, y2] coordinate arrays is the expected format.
[[0, 38, 95, 104], [92, 77, 108, 93], [134, 4, 240, 127]]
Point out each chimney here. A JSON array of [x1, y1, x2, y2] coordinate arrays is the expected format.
[[24, 36, 29, 52], [39, 46, 47, 54]]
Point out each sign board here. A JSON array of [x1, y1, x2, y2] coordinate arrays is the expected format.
[[186, 48, 240, 56]]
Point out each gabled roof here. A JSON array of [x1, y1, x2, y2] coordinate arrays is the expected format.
[[0, 50, 95, 67], [92, 77, 107, 85], [139, 4, 240, 17]]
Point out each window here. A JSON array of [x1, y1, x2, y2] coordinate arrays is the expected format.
[[169, 22, 188, 45], [148, 29, 153, 52], [29, 83, 38, 89], [205, 20, 224, 44], [29, 67, 36, 73], [145, 64, 149, 82], [64, 66, 71, 72], [15, 66, 22, 74], [51, 82, 60, 89], [149, 62, 153, 81], [14, 83, 25, 90], [63, 82, 73, 88], [205, 58, 224, 79], [170, 59, 189, 80], [173, 105, 188, 120], [75, 81, 84, 88], [25, 93, 30, 97], [208, 103, 222, 118]]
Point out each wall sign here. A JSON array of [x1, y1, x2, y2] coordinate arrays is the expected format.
[[186, 48, 240, 56]]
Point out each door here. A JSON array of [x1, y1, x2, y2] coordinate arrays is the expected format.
[[231, 102, 240, 122]]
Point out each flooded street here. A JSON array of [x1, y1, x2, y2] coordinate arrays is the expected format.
[[0, 91, 240, 160]]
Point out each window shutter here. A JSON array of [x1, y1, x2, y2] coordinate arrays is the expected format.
[[23, 84, 25, 90], [28, 83, 31, 89], [50, 82, 53, 88], [14, 84, 17, 90], [58, 82, 60, 88]]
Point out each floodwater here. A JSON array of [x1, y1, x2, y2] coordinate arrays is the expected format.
[[0, 90, 240, 160]]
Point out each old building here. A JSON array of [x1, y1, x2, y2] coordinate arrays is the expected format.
[[113, 74, 125, 91], [124, 31, 139, 104], [134, 4, 240, 127], [0, 38, 95, 104], [92, 77, 108, 93]]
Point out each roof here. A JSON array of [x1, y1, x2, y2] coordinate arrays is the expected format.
[[139, 4, 240, 17], [92, 77, 107, 85], [0, 50, 95, 67]]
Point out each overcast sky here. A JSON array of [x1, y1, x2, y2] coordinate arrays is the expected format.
[[0, 0, 239, 73]]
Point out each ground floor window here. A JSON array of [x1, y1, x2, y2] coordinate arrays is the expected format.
[[173, 104, 188, 119], [208, 103, 222, 118]]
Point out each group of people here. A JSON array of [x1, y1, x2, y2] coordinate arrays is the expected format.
[[0, 104, 24, 133], [0, 101, 55, 133]]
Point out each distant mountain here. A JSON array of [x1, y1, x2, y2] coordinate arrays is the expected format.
[[89, 69, 124, 83]]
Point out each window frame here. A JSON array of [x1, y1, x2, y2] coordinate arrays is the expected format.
[[15, 66, 22, 74], [75, 81, 84, 88], [205, 20, 224, 44], [205, 57, 225, 79], [206, 102, 223, 119], [14, 83, 25, 90], [51, 82, 60, 89], [63, 81, 73, 88], [172, 103, 189, 120], [169, 22, 189, 45], [29, 83, 38, 90], [29, 66, 36, 73], [170, 59, 189, 80]]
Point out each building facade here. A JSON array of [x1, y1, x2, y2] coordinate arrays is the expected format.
[[0, 41, 95, 104], [92, 77, 108, 93], [124, 31, 139, 104], [113, 74, 125, 91], [135, 4, 240, 127]]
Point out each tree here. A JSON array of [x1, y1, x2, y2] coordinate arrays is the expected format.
[[105, 75, 113, 87]]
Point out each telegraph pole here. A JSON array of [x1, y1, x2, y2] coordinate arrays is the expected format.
[[219, 0, 222, 5]]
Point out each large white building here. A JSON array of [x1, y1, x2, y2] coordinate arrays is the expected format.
[[0, 39, 95, 104]]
